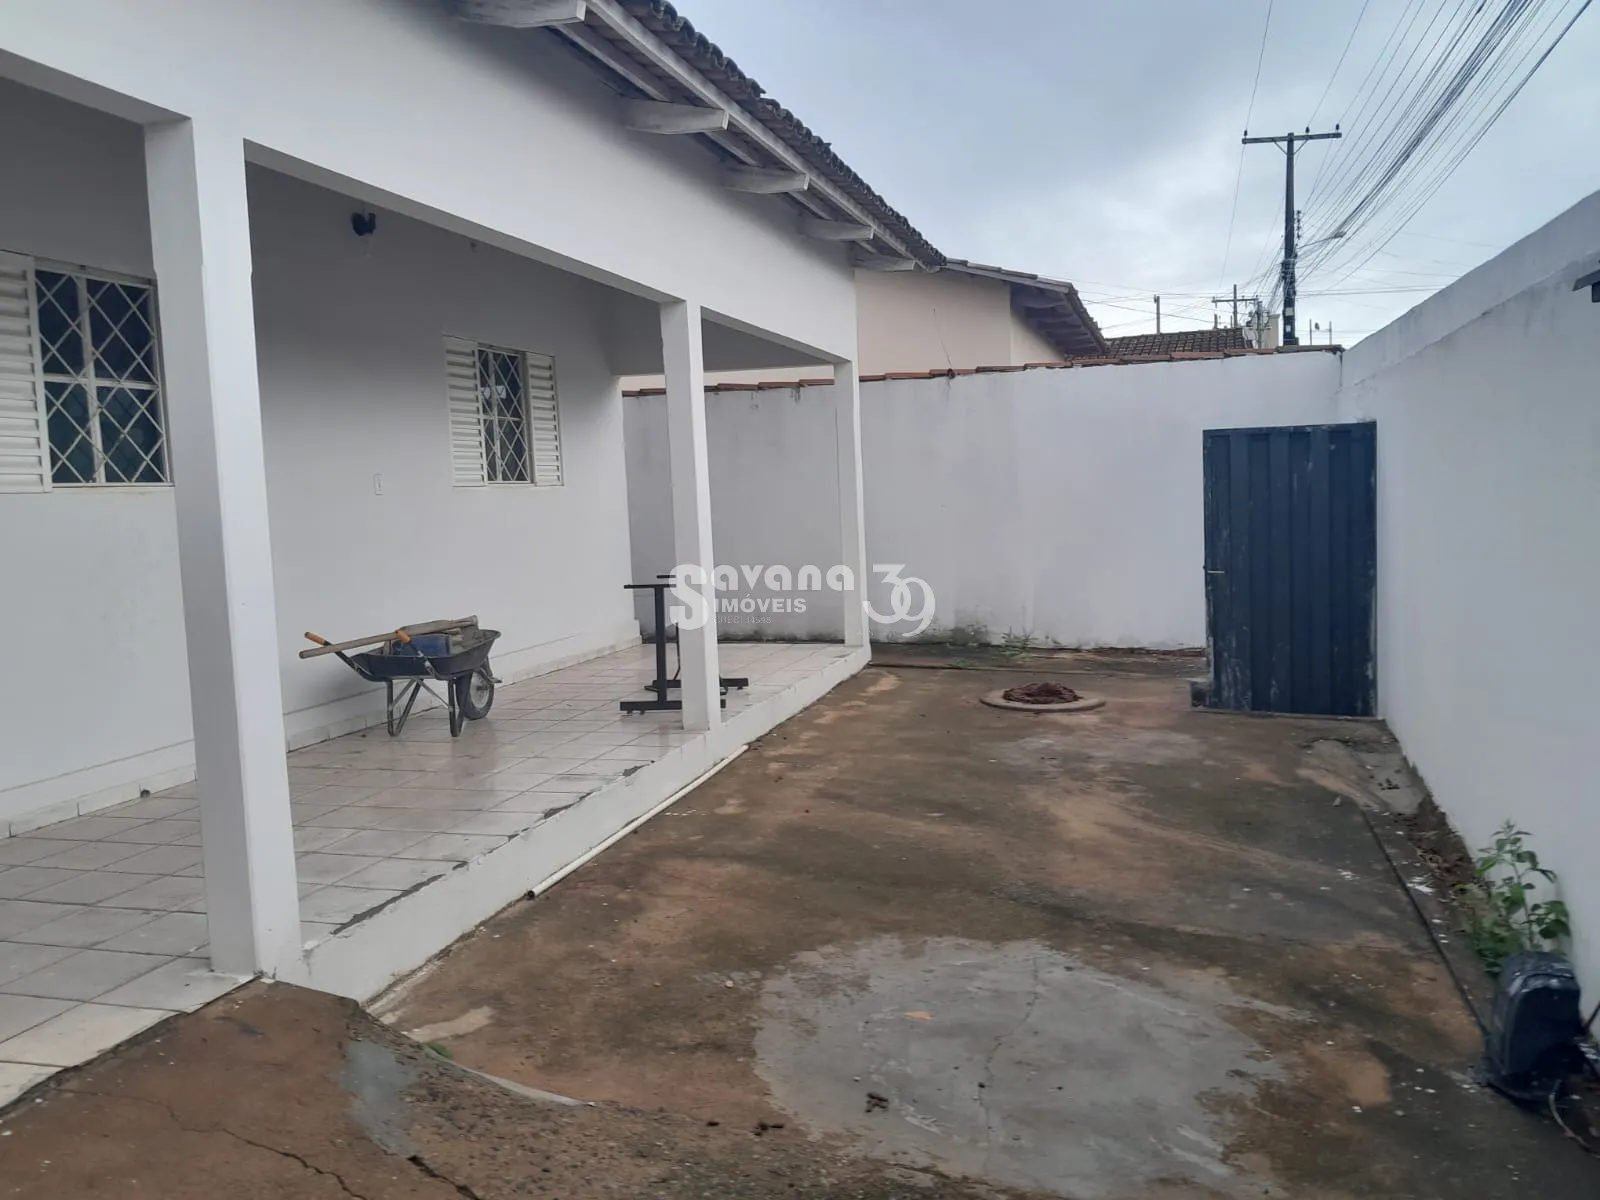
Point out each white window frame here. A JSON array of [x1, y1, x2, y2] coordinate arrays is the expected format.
[[34, 256, 169, 489], [444, 335, 563, 488]]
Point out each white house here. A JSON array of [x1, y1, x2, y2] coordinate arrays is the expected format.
[[0, 0, 941, 1005]]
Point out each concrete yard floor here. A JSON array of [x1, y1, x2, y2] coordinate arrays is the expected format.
[[2, 659, 1595, 1198]]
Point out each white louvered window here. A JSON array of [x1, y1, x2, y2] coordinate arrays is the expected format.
[[444, 336, 562, 487], [0, 251, 167, 491]]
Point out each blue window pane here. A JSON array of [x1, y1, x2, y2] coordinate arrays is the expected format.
[[34, 270, 84, 376], [46, 381, 94, 484], [98, 386, 166, 484], [88, 279, 157, 384]]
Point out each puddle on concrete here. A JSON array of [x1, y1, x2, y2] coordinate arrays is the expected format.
[[753, 936, 1288, 1199]]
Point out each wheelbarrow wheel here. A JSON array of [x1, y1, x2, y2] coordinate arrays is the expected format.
[[455, 666, 495, 721]]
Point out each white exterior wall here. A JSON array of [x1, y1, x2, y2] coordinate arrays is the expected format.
[[254, 170, 638, 739], [0, 0, 857, 364], [1010, 309, 1063, 365], [854, 270, 1019, 372], [1336, 195, 1600, 998], [625, 352, 1343, 646], [0, 83, 636, 828]]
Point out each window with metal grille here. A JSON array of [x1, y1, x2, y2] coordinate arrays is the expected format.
[[34, 266, 166, 486], [444, 336, 561, 487]]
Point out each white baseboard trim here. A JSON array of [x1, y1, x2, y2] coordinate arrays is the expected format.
[[1, 622, 641, 839], [297, 644, 868, 1000]]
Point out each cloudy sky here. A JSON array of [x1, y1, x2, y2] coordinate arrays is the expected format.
[[683, 0, 1600, 344]]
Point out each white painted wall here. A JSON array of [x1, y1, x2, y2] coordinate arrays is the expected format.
[[0, 82, 639, 830], [855, 269, 1020, 372], [0, 0, 858, 365], [625, 352, 1343, 645], [1337, 197, 1600, 999]]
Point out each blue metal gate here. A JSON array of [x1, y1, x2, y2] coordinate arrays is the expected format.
[[1202, 421, 1376, 716]]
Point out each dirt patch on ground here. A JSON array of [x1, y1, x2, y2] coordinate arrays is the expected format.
[[374, 663, 1594, 1199], [5, 662, 1592, 1198], [1399, 794, 1478, 895], [0, 983, 1045, 1200]]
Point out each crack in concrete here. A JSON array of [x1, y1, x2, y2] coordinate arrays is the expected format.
[[59, 1088, 373, 1199], [408, 1153, 486, 1198], [975, 952, 1046, 1175]]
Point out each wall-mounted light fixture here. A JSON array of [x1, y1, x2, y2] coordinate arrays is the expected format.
[[350, 210, 378, 238]]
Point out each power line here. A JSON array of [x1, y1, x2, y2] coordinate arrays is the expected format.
[[1221, 0, 1278, 277], [1302, 0, 1554, 259], [1304, 0, 1587, 288], [1308, 0, 1375, 128]]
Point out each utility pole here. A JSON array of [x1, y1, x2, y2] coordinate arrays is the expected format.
[[1242, 125, 1341, 345], [1153, 294, 1161, 333], [1210, 285, 1262, 329]]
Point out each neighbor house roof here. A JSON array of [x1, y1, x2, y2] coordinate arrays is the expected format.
[[1103, 327, 1249, 357], [461, 0, 941, 267], [942, 259, 1109, 359]]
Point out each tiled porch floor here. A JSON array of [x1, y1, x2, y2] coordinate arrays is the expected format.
[[0, 641, 852, 1104]]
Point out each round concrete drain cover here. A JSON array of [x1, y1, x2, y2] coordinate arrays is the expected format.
[[981, 682, 1104, 713], [754, 936, 1285, 1198]]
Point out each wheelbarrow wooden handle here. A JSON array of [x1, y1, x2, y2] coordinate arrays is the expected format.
[[298, 616, 478, 659]]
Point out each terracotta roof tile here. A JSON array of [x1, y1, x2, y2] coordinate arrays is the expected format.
[[613, 1, 940, 265], [1103, 327, 1250, 357], [620, 345, 1340, 396]]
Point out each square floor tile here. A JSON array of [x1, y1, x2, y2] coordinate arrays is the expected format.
[[299, 886, 399, 925], [0, 1002, 171, 1067], [317, 829, 432, 858], [336, 858, 454, 892], [294, 826, 359, 853], [102, 875, 206, 913], [9, 908, 157, 950], [0, 902, 79, 941], [0, 1061, 57, 1106], [302, 806, 394, 830], [494, 790, 583, 815], [295, 853, 383, 886], [0, 995, 75, 1042], [105, 819, 201, 846], [0, 839, 82, 867], [39, 816, 153, 842], [369, 809, 479, 833], [296, 783, 387, 807], [535, 775, 613, 794], [397, 833, 505, 862], [351, 787, 496, 811], [25, 871, 148, 905], [1, 942, 78, 990], [1, 948, 169, 1001], [27, 841, 149, 871], [93, 957, 243, 1011], [0, 867, 80, 899], [110, 794, 197, 820], [447, 810, 540, 836], [97, 913, 209, 957], [109, 845, 205, 876]]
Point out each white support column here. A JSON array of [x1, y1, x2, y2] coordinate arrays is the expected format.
[[660, 300, 721, 731], [145, 119, 301, 977], [835, 361, 869, 648]]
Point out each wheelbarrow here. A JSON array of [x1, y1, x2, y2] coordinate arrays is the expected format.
[[300, 616, 501, 737]]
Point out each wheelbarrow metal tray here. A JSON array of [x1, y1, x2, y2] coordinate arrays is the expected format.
[[350, 628, 500, 680]]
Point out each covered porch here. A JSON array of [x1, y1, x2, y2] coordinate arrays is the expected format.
[[0, 25, 875, 1098], [0, 641, 858, 1094]]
